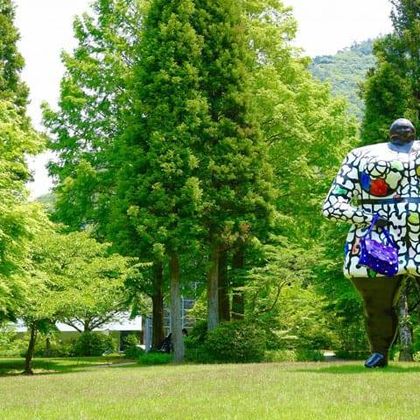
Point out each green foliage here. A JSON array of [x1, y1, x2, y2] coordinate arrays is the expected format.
[[0, 100, 45, 322], [186, 319, 208, 345], [310, 40, 376, 120], [274, 284, 337, 350], [32, 334, 73, 358], [0, 327, 27, 357], [71, 332, 115, 357], [43, 0, 146, 235], [117, 0, 207, 255], [43, 0, 364, 351], [0, 0, 29, 112], [243, 236, 314, 315], [264, 349, 324, 362], [0, 1, 45, 323], [19, 227, 143, 372], [137, 351, 172, 365], [25, 229, 143, 330], [42, 0, 163, 331], [184, 320, 214, 362], [204, 321, 266, 363], [295, 349, 325, 362], [361, 0, 419, 144], [123, 334, 144, 359], [264, 350, 297, 362], [192, 0, 276, 246], [361, 48, 413, 143], [244, 4, 359, 354]]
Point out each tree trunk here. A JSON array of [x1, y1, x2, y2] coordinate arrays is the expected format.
[[398, 290, 414, 361], [152, 261, 165, 350], [231, 247, 245, 320], [218, 249, 230, 322], [83, 318, 92, 332], [207, 244, 220, 331], [169, 254, 184, 362], [24, 323, 38, 375]]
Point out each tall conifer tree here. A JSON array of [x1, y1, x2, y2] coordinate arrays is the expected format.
[[189, 0, 276, 330], [119, 0, 208, 359]]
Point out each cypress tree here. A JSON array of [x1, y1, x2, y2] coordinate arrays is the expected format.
[[120, 0, 208, 360], [191, 0, 276, 330]]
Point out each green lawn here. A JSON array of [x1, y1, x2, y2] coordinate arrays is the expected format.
[[0, 358, 419, 419]]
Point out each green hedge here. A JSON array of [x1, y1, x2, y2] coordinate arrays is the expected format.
[[204, 321, 266, 363], [138, 352, 172, 365]]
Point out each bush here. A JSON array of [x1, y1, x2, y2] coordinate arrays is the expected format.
[[204, 321, 266, 363], [138, 352, 172, 365], [295, 349, 324, 362], [33, 338, 73, 358], [0, 328, 28, 357], [123, 334, 144, 359], [264, 349, 325, 362], [187, 320, 208, 346], [185, 343, 215, 364], [264, 350, 298, 362], [71, 332, 115, 356]]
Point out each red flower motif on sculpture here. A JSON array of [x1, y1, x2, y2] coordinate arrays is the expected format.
[[370, 178, 388, 196]]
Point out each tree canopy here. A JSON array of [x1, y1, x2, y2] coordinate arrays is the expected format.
[[361, 0, 419, 143]]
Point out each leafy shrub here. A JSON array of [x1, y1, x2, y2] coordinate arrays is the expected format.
[[204, 321, 266, 363], [138, 351, 172, 365], [264, 350, 298, 362], [187, 320, 208, 346], [123, 334, 144, 359], [184, 320, 215, 363], [185, 343, 215, 364], [33, 338, 73, 357], [264, 349, 325, 362], [273, 285, 339, 350], [263, 327, 283, 351], [295, 349, 324, 362], [0, 329, 28, 357], [71, 332, 115, 356]]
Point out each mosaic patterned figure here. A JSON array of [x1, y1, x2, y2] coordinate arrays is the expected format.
[[323, 118, 418, 368]]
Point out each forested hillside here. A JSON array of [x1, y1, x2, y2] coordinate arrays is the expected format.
[[310, 40, 376, 120]]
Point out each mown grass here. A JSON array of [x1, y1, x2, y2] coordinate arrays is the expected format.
[[0, 358, 419, 419]]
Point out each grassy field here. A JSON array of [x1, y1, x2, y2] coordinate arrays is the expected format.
[[0, 358, 419, 419]]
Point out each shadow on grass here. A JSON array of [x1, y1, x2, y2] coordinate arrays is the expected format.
[[297, 363, 420, 375], [0, 357, 135, 377]]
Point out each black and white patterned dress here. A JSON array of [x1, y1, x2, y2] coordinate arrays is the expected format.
[[323, 140, 420, 278]]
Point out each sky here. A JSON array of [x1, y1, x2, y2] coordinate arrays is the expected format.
[[13, 0, 394, 198]]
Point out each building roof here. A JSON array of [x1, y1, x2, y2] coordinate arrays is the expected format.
[[12, 313, 143, 333]]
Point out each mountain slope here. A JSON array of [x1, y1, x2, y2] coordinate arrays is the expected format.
[[310, 39, 376, 120]]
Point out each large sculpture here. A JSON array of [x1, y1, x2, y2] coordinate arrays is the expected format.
[[323, 118, 417, 367]]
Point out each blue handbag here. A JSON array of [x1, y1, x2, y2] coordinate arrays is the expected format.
[[358, 214, 399, 276]]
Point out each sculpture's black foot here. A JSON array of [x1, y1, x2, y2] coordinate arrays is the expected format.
[[364, 352, 387, 368]]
